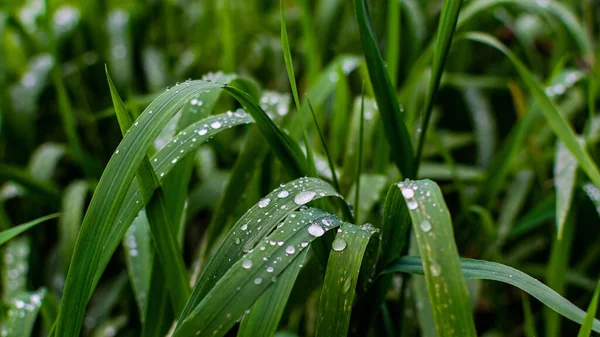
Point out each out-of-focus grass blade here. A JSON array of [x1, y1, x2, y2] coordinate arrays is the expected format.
[[237, 249, 309, 337], [108, 69, 190, 314], [178, 177, 342, 322], [415, 0, 463, 168], [106, 9, 132, 87], [298, 0, 321, 80], [379, 185, 411, 267], [308, 100, 340, 192], [90, 315, 128, 337], [522, 293, 538, 337], [2, 237, 30, 300], [95, 110, 253, 293], [59, 181, 87, 271], [1, 288, 46, 337], [583, 182, 600, 217], [28, 143, 65, 181], [346, 174, 387, 224], [84, 273, 129, 333], [554, 139, 582, 239], [123, 210, 152, 320], [0, 164, 60, 199], [0, 213, 58, 246], [173, 208, 344, 337], [577, 280, 600, 337], [461, 32, 600, 188], [315, 223, 377, 337], [463, 88, 496, 167], [56, 79, 222, 337], [354, 0, 415, 179], [280, 0, 316, 178], [385, 0, 400, 87], [396, 179, 476, 336], [384, 257, 600, 333], [223, 85, 308, 178]]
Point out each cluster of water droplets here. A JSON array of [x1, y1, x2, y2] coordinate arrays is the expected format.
[[1, 289, 45, 336], [260, 91, 291, 118], [2, 238, 30, 295], [53, 5, 80, 36], [583, 182, 600, 215], [545, 71, 582, 97]]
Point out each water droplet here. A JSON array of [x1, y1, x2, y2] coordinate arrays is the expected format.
[[211, 121, 222, 129], [266, 266, 274, 273], [308, 223, 325, 237], [419, 220, 432, 232], [171, 158, 178, 164], [242, 259, 252, 269], [258, 198, 270, 208], [254, 277, 263, 285], [429, 262, 441, 276], [241, 224, 248, 231], [301, 241, 308, 247], [285, 245, 296, 254], [294, 191, 316, 205], [332, 238, 347, 251], [198, 129, 208, 135], [401, 188, 414, 199], [277, 190, 289, 198], [407, 200, 418, 210], [342, 277, 352, 293], [115, 149, 120, 154]]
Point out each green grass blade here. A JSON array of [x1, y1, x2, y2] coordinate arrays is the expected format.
[[237, 249, 309, 337], [385, 0, 400, 88], [307, 100, 340, 193], [554, 139, 582, 239], [56, 79, 221, 337], [173, 208, 345, 337], [315, 223, 377, 337], [95, 110, 253, 293], [384, 257, 600, 333], [577, 280, 600, 337], [379, 184, 411, 267], [178, 177, 343, 322], [1, 288, 46, 337], [354, 89, 365, 223], [2, 237, 30, 300], [0, 213, 58, 246], [123, 209, 152, 320], [28, 143, 65, 182], [522, 293, 538, 337], [354, 0, 415, 179], [396, 179, 477, 336], [59, 180, 87, 272], [223, 85, 308, 178], [107, 69, 190, 314], [460, 32, 600, 188], [415, 0, 463, 169], [280, 0, 316, 178]]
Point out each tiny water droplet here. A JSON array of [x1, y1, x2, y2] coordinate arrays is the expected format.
[[266, 266, 274, 273], [332, 238, 347, 251], [301, 241, 309, 247], [254, 277, 263, 285]]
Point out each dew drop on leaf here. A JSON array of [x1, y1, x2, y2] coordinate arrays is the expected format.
[[294, 191, 317, 205], [254, 277, 263, 285], [407, 200, 418, 210], [285, 245, 296, 254], [277, 190, 289, 198], [419, 220, 432, 232], [307, 223, 325, 237], [258, 198, 270, 208], [401, 188, 414, 199], [242, 259, 252, 269], [332, 238, 347, 251]]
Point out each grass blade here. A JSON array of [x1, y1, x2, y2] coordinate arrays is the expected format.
[[56, 79, 221, 337], [1, 288, 46, 337], [396, 179, 477, 336], [174, 208, 344, 337], [107, 69, 190, 314], [554, 139, 582, 239], [415, 0, 463, 169], [178, 177, 343, 322], [577, 280, 600, 337], [315, 223, 377, 337], [59, 181, 87, 272], [354, 0, 415, 179], [460, 32, 600, 188], [2, 237, 31, 300], [123, 210, 152, 320], [384, 257, 600, 333], [307, 100, 340, 192], [0, 213, 58, 246], [237, 249, 309, 337]]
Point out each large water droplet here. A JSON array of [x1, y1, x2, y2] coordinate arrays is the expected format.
[[211, 121, 222, 129], [198, 129, 208, 135], [285, 245, 296, 254], [277, 190, 289, 198], [242, 259, 252, 269], [407, 200, 418, 210], [307, 223, 325, 237], [401, 188, 414, 199], [258, 198, 270, 208], [294, 191, 316, 205], [332, 238, 347, 251], [241, 224, 248, 231], [419, 220, 432, 232]]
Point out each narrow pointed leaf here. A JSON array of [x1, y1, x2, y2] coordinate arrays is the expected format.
[[0, 213, 58, 246], [577, 281, 600, 337]]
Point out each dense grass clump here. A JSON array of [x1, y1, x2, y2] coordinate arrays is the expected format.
[[1, 0, 600, 336]]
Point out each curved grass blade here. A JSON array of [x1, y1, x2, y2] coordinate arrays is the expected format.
[[95, 110, 253, 292], [237, 249, 309, 337], [1, 288, 46, 337], [354, 0, 415, 179], [396, 179, 476, 336], [0, 213, 58, 246], [460, 32, 600, 188], [178, 177, 343, 322], [415, 0, 463, 169], [28, 143, 65, 181], [383, 257, 600, 333], [173, 208, 344, 337], [123, 210, 152, 320], [108, 69, 190, 314], [223, 85, 308, 178], [56, 79, 222, 337], [59, 180, 87, 271], [315, 223, 378, 337], [577, 280, 600, 337]]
